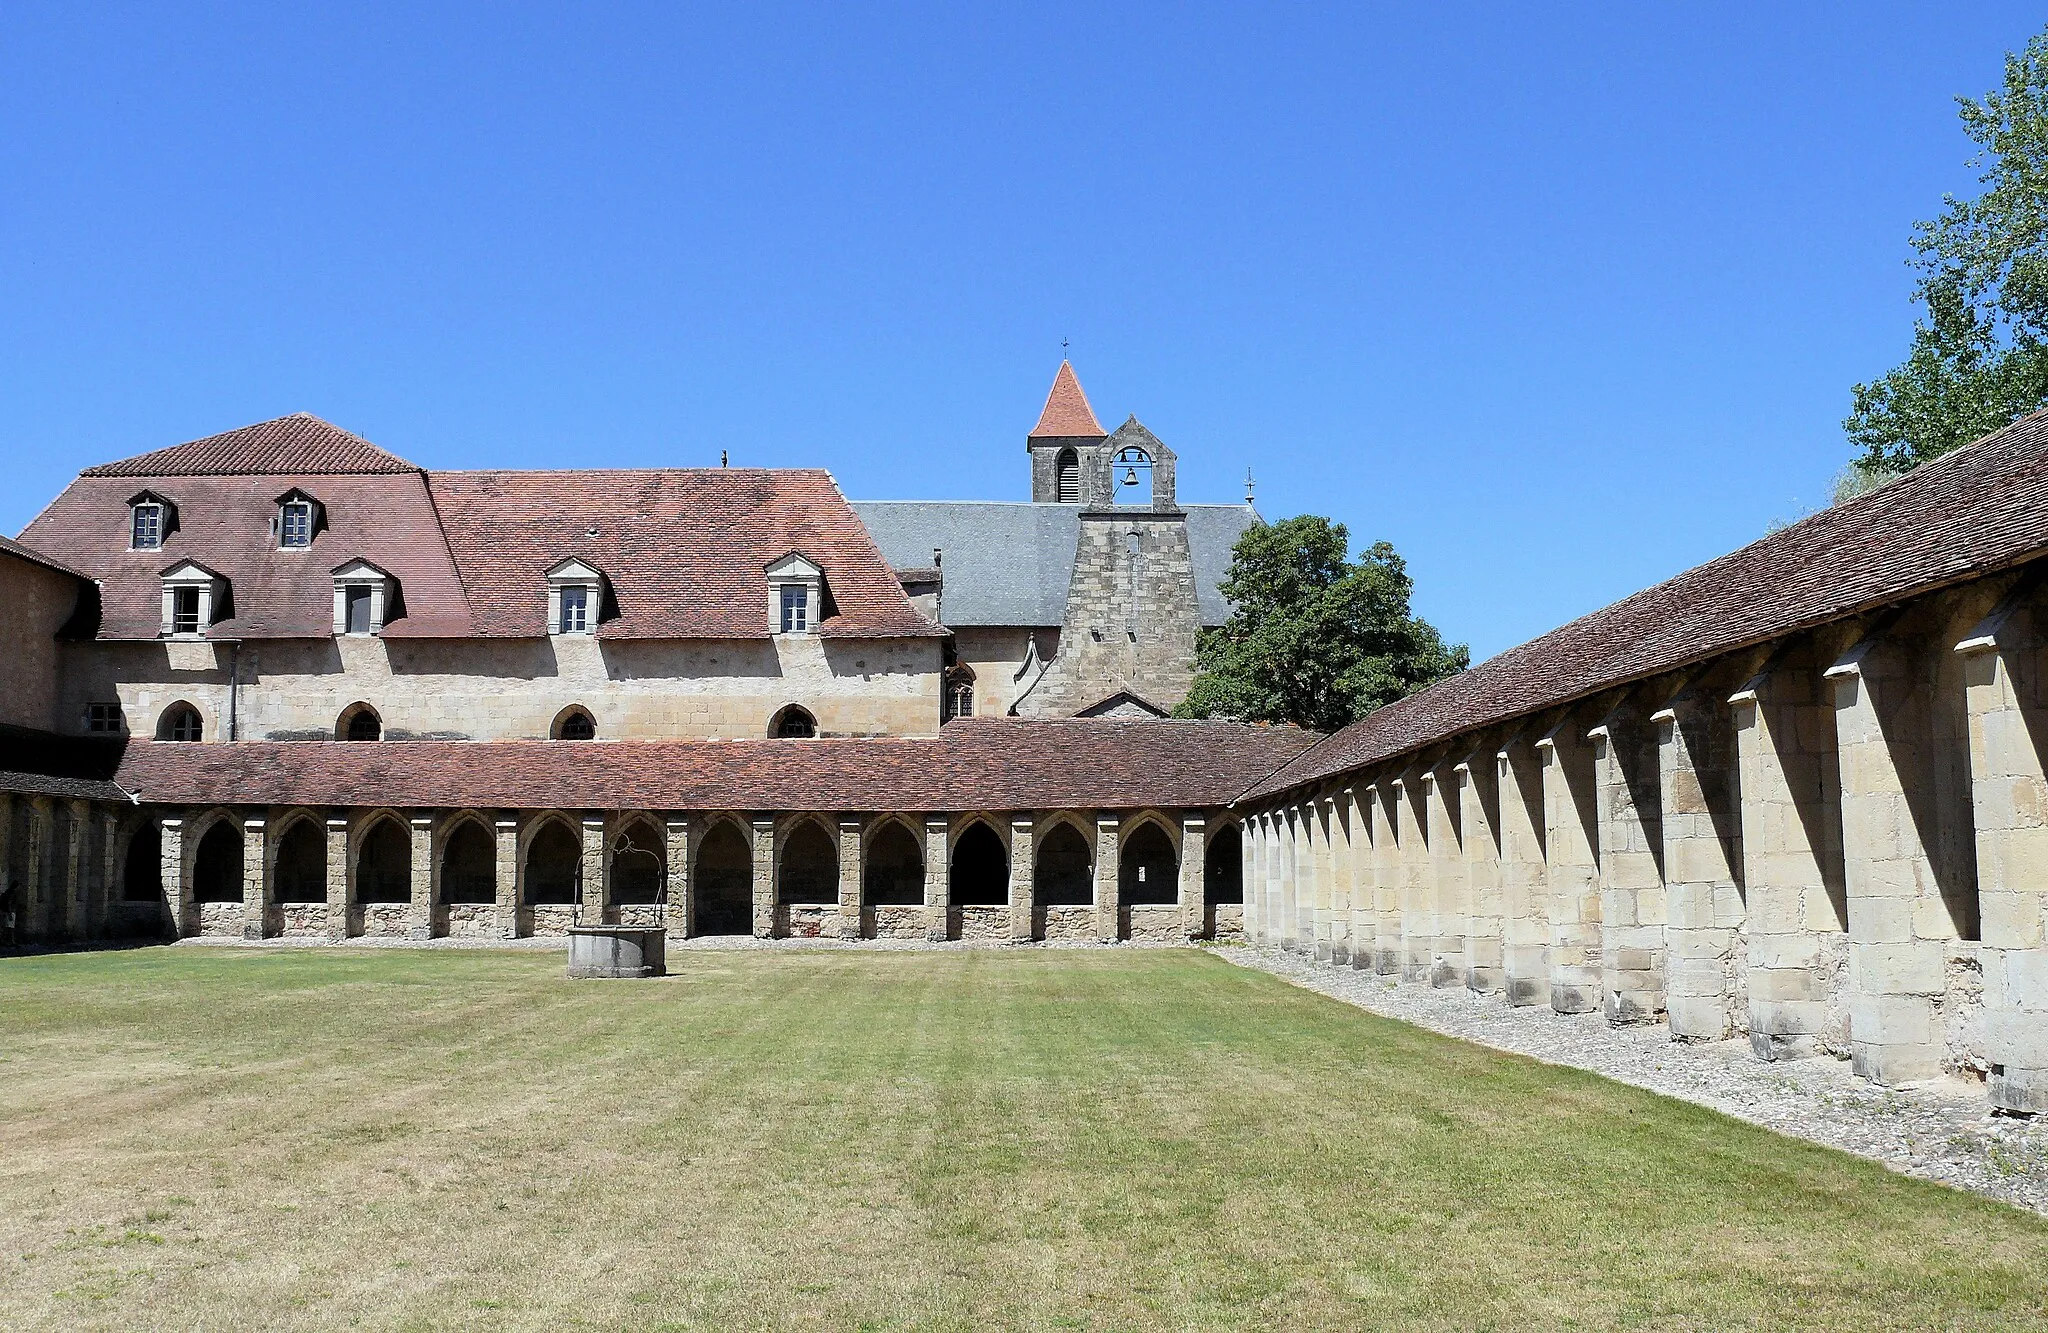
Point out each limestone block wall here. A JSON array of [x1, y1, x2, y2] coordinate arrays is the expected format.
[[1242, 566, 2048, 1112], [0, 552, 82, 733], [1015, 511, 1200, 716], [951, 627, 1060, 719], [59, 633, 945, 743]]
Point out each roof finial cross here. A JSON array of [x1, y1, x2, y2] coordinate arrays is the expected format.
[[1061, 336, 1069, 358]]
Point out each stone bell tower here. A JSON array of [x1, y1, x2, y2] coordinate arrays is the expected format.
[[1027, 361, 1109, 503]]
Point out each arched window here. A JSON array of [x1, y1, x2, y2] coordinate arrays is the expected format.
[[1036, 823, 1093, 905], [943, 665, 976, 723], [524, 821, 581, 904], [442, 821, 495, 904], [611, 821, 664, 904], [1204, 825, 1243, 905], [339, 703, 381, 742], [693, 822, 753, 935], [771, 705, 816, 739], [193, 820, 242, 902], [122, 824, 163, 903], [157, 703, 203, 742], [863, 821, 923, 906], [777, 820, 837, 905], [1055, 448, 1080, 504], [1120, 822, 1178, 905], [275, 819, 327, 903], [356, 819, 412, 903], [950, 822, 1008, 906], [553, 707, 596, 741]]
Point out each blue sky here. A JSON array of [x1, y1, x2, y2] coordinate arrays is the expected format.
[[2, 4, 2041, 659]]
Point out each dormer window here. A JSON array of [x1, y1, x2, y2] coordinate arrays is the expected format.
[[159, 560, 226, 638], [546, 559, 606, 636], [331, 559, 398, 636], [273, 489, 324, 549], [128, 491, 176, 550], [765, 552, 823, 637]]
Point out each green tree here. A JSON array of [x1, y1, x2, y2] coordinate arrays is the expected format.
[[1847, 27, 2048, 471], [1174, 516, 1467, 733]]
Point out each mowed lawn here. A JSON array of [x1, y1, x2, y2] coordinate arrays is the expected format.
[[1, 949, 2044, 1332]]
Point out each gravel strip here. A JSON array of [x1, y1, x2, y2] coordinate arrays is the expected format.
[[1225, 945, 2048, 1216]]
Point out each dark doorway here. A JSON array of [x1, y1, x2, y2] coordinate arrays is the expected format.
[[1036, 824, 1093, 905], [612, 823, 664, 904], [694, 822, 753, 934], [194, 821, 242, 902], [1121, 823, 1178, 904], [358, 820, 411, 903], [275, 820, 327, 903], [778, 821, 837, 905], [864, 822, 923, 905], [1205, 825, 1243, 904], [443, 822, 495, 904], [122, 824, 162, 902], [951, 823, 1008, 905], [526, 822, 581, 904]]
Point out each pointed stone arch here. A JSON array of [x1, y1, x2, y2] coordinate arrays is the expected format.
[[271, 809, 328, 904], [692, 817, 753, 936], [1035, 818, 1094, 906], [521, 813, 582, 906], [950, 818, 1009, 906], [862, 816, 924, 906], [610, 814, 666, 905], [777, 817, 837, 905]]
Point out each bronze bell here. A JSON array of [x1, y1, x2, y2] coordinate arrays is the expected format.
[[1123, 466, 1139, 486]]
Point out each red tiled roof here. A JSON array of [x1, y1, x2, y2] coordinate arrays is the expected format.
[[1028, 362, 1106, 438], [0, 533, 93, 582], [1241, 408, 2048, 803], [79, 414, 417, 477], [113, 718, 1321, 813], [426, 469, 941, 639], [21, 472, 476, 639]]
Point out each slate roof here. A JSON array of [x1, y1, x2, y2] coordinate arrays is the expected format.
[[113, 718, 1320, 813], [1240, 407, 2048, 804], [853, 501, 1259, 627], [79, 413, 417, 477], [1029, 362, 1105, 438]]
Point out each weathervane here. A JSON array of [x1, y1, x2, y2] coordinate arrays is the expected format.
[[1245, 468, 1255, 504]]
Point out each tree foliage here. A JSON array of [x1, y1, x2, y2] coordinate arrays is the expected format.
[[1848, 27, 2048, 471], [1174, 516, 1468, 733]]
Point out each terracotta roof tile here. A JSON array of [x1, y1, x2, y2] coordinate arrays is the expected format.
[[0, 533, 93, 582], [79, 414, 416, 477], [1242, 408, 2048, 803], [1028, 362, 1106, 438], [114, 718, 1320, 813]]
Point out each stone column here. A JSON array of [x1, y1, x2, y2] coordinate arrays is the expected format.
[[1540, 717, 1602, 1014], [1828, 630, 1957, 1085], [1658, 691, 1747, 1042], [1346, 789, 1373, 970], [1395, 775, 1433, 981], [923, 815, 950, 942], [241, 814, 270, 941], [1248, 814, 1270, 944], [24, 798, 49, 941], [1325, 796, 1351, 965], [495, 816, 521, 939], [1270, 809, 1293, 950], [1179, 814, 1206, 942], [1094, 815, 1120, 943], [95, 808, 121, 937], [161, 815, 192, 938], [1009, 815, 1035, 943], [323, 816, 351, 941], [1590, 705, 1665, 1026], [1958, 590, 2048, 1112], [1460, 754, 1505, 995], [1731, 645, 1848, 1059], [837, 817, 863, 940], [0, 793, 11, 938], [61, 799, 91, 941], [411, 815, 439, 940], [1426, 761, 1469, 988], [1294, 804, 1315, 948], [1266, 812, 1287, 946], [1370, 784, 1402, 975], [750, 817, 776, 938], [1310, 798, 1334, 961], [662, 817, 689, 941], [1497, 739, 1550, 1006]]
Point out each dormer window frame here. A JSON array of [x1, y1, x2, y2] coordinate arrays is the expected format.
[[159, 560, 225, 639], [128, 490, 176, 551], [274, 488, 324, 550], [546, 558, 607, 637], [765, 552, 824, 637], [331, 558, 397, 637]]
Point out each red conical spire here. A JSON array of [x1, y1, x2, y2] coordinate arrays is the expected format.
[[1029, 361, 1106, 438]]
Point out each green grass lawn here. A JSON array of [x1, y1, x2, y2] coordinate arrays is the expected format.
[[1, 947, 2044, 1332]]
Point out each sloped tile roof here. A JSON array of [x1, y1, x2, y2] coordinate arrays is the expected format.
[[427, 469, 941, 639], [113, 718, 1320, 813], [1241, 408, 2048, 803], [0, 533, 93, 582], [1029, 362, 1106, 438], [79, 414, 417, 477]]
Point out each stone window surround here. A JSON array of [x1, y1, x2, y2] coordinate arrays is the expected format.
[[765, 552, 823, 637], [127, 490, 175, 551], [331, 558, 397, 637], [274, 488, 323, 550], [547, 558, 606, 637], [159, 560, 225, 639]]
